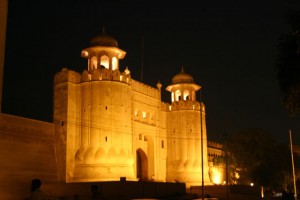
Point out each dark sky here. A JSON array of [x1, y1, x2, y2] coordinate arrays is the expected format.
[[2, 0, 300, 145]]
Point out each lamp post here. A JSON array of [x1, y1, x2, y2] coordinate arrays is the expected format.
[[225, 133, 229, 200], [290, 129, 297, 200]]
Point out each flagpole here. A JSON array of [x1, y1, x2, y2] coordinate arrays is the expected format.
[[141, 36, 144, 82], [289, 129, 297, 200]]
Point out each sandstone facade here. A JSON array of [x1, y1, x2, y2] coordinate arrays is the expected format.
[[53, 32, 211, 186]]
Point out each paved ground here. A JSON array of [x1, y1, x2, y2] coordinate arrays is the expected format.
[[185, 189, 262, 200]]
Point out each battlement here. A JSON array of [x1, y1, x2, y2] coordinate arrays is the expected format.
[[54, 68, 81, 85], [207, 141, 223, 150], [163, 100, 205, 111], [81, 68, 131, 83], [54, 68, 131, 85], [131, 79, 160, 99], [207, 141, 224, 162]]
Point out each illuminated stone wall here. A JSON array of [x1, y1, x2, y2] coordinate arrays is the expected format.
[[54, 68, 135, 182], [54, 68, 81, 182], [131, 79, 167, 182], [207, 141, 225, 185], [0, 113, 57, 199], [207, 141, 223, 163], [53, 66, 213, 185], [165, 101, 211, 186], [52, 32, 213, 186]]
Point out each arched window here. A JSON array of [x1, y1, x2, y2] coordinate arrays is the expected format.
[[183, 90, 190, 100], [100, 55, 109, 69], [112, 57, 118, 70], [175, 90, 181, 101]]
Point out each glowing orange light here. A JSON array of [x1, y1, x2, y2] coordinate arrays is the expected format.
[[142, 112, 147, 119], [81, 50, 89, 57], [211, 168, 222, 185]]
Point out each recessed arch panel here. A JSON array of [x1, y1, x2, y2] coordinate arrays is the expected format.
[[136, 148, 148, 181]]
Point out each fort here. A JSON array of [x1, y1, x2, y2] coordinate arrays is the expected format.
[[52, 30, 211, 185], [0, 1, 227, 198]]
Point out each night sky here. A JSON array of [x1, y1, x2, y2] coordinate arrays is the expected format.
[[2, 0, 300, 145]]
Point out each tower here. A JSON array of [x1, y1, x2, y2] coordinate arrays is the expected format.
[[165, 68, 211, 186], [54, 31, 134, 182], [53, 30, 213, 185]]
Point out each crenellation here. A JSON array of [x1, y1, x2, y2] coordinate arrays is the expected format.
[[81, 68, 131, 84], [90, 68, 101, 80], [166, 100, 201, 111], [111, 69, 120, 80], [131, 79, 159, 99], [161, 102, 169, 111], [207, 141, 223, 150], [54, 68, 81, 85], [81, 70, 90, 82], [104, 68, 112, 80]]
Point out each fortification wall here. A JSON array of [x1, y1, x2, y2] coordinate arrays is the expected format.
[[0, 113, 57, 200], [131, 79, 159, 99]]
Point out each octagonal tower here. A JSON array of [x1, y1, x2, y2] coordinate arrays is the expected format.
[[54, 31, 134, 182], [165, 67, 211, 186]]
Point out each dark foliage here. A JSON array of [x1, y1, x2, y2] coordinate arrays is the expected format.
[[227, 129, 291, 190], [276, 10, 300, 116]]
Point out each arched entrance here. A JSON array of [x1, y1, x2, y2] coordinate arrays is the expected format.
[[136, 149, 148, 181]]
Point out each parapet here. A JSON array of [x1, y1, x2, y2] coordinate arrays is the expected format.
[[81, 68, 131, 83], [131, 79, 159, 99], [54, 68, 132, 85], [54, 68, 81, 85], [165, 100, 203, 111], [207, 141, 223, 149]]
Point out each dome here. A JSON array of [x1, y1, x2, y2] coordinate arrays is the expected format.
[[172, 68, 194, 84], [90, 31, 118, 47]]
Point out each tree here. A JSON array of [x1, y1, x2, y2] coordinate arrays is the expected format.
[[276, 10, 300, 116], [227, 129, 291, 190]]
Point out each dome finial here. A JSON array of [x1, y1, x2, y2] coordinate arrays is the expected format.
[[171, 67, 194, 84], [90, 27, 118, 47]]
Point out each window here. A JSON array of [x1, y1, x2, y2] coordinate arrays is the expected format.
[[175, 90, 181, 101], [100, 55, 109, 69], [142, 112, 147, 119], [112, 57, 118, 70], [183, 90, 190, 100]]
